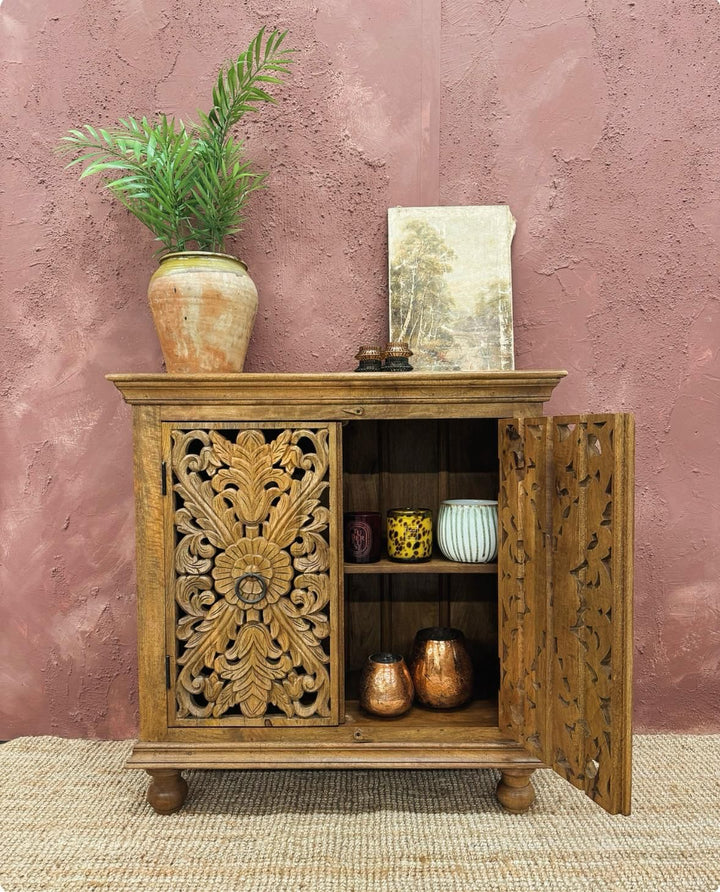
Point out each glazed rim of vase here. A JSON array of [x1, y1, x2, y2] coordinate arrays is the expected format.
[[159, 251, 248, 269], [415, 627, 462, 642], [440, 499, 498, 507], [368, 652, 403, 663], [387, 507, 432, 514]]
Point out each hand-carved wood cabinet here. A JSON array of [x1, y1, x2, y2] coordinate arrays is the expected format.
[[170, 423, 342, 726], [109, 372, 634, 816]]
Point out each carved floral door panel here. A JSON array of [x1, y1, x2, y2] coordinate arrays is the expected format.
[[498, 414, 634, 815], [164, 422, 343, 727]]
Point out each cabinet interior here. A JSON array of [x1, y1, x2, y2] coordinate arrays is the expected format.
[[343, 417, 500, 715]]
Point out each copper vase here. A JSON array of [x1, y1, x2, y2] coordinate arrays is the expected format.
[[359, 653, 414, 717], [410, 627, 473, 709]]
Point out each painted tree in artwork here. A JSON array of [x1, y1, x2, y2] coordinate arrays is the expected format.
[[389, 219, 456, 350], [473, 277, 514, 368]]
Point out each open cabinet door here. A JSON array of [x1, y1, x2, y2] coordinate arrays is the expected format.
[[498, 414, 634, 815]]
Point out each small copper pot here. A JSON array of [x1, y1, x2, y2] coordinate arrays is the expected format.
[[359, 653, 414, 717], [382, 341, 413, 372], [354, 345, 384, 372], [410, 627, 473, 709]]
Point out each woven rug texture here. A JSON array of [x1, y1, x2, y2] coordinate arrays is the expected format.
[[0, 734, 718, 892]]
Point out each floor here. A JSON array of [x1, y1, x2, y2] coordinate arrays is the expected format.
[[1, 734, 719, 891]]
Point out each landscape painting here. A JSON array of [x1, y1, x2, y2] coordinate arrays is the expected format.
[[388, 206, 516, 370]]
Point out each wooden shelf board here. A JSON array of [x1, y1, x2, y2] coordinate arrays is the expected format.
[[127, 700, 542, 770], [108, 370, 568, 412], [345, 556, 498, 575]]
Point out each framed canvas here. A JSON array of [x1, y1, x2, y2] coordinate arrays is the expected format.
[[388, 205, 516, 370]]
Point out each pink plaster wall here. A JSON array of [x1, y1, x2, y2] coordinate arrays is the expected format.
[[1, 0, 718, 738]]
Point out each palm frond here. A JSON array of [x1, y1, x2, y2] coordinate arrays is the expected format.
[[58, 27, 294, 254], [204, 27, 295, 144]]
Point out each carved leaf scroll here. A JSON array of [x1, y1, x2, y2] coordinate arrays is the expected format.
[[170, 426, 334, 724], [550, 415, 633, 814], [498, 414, 634, 815], [498, 418, 549, 761]]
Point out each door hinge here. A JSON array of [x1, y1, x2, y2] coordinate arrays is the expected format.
[[161, 461, 167, 496], [165, 655, 171, 689]]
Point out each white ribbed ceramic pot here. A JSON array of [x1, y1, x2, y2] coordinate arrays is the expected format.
[[437, 499, 498, 563]]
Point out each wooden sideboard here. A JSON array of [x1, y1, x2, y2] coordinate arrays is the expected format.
[[108, 371, 634, 816]]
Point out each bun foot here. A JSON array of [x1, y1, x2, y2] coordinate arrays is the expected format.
[[496, 768, 536, 813], [146, 769, 188, 814]]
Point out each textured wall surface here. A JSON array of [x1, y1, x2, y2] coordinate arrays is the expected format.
[[1, 0, 718, 738]]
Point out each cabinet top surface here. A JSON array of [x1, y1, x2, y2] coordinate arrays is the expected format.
[[108, 370, 567, 409]]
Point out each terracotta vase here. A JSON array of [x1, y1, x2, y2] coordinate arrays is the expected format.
[[359, 653, 414, 717], [410, 627, 473, 709], [147, 251, 258, 373]]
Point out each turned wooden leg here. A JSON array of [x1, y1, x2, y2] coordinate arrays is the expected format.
[[496, 769, 536, 814], [146, 769, 188, 814]]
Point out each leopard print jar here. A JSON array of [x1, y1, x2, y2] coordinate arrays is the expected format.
[[386, 508, 433, 562]]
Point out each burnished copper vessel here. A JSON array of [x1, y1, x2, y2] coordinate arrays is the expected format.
[[354, 345, 384, 372], [359, 653, 414, 717], [381, 341, 413, 372], [410, 627, 473, 709]]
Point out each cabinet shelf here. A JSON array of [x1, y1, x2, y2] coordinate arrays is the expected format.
[[126, 699, 542, 771], [344, 555, 498, 575]]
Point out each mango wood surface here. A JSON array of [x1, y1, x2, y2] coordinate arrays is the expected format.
[[146, 769, 188, 814], [166, 421, 342, 727], [133, 407, 168, 741], [108, 371, 566, 417], [549, 414, 634, 815], [345, 557, 498, 574], [497, 414, 634, 815], [109, 371, 603, 816], [497, 418, 550, 761], [496, 769, 537, 813], [127, 700, 543, 770]]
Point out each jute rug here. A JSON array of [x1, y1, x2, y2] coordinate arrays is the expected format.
[[0, 735, 718, 892]]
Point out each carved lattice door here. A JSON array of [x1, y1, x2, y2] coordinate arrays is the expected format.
[[498, 414, 634, 814], [164, 422, 342, 727]]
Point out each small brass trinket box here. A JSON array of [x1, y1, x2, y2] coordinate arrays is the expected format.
[[354, 346, 384, 372], [382, 342, 413, 372]]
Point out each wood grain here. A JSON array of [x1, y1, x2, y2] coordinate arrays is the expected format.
[[167, 423, 341, 726], [127, 700, 544, 771], [497, 418, 550, 761], [133, 406, 167, 742], [329, 422, 345, 722], [498, 413, 634, 815], [496, 769, 536, 813], [107, 371, 642, 818], [146, 769, 188, 814], [345, 557, 498, 575], [549, 414, 634, 815], [342, 419, 382, 699], [108, 371, 567, 416]]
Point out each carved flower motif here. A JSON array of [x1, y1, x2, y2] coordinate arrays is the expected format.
[[212, 537, 293, 610]]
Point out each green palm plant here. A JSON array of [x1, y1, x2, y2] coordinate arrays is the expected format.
[[58, 27, 294, 255]]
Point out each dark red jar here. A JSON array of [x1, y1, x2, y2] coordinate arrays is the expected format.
[[343, 511, 382, 563]]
